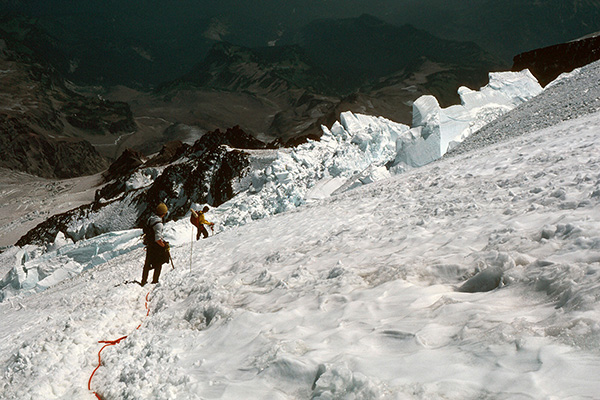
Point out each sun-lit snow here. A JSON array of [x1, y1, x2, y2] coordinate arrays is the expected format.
[[0, 67, 542, 270], [1, 105, 599, 399], [0, 61, 599, 399], [394, 69, 542, 169], [209, 69, 543, 230]]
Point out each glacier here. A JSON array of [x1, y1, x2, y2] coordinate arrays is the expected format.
[[0, 68, 548, 300], [1, 92, 599, 398], [213, 69, 543, 226], [0, 58, 600, 399]]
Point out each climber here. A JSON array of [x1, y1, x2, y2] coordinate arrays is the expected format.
[[141, 203, 170, 286], [190, 206, 214, 240]]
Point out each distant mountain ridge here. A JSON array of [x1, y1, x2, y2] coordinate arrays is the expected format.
[[169, 15, 504, 98], [386, 0, 600, 63], [150, 41, 339, 145], [284, 14, 505, 91], [164, 42, 334, 95], [0, 18, 136, 178], [3, 1, 599, 87], [153, 15, 503, 145], [512, 32, 600, 86]]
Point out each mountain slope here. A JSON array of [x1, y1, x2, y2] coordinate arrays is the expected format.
[[153, 42, 339, 143], [0, 18, 136, 178], [1, 93, 599, 398], [286, 14, 505, 92], [167, 42, 335, 95], [391, 0, 600, 62]]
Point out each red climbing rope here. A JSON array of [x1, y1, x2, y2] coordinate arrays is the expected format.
[[88, 291, 151, 399]]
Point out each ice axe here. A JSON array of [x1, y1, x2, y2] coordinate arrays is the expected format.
[[165, 242, 175, 270]]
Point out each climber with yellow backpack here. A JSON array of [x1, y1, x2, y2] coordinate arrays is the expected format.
[[190, 206, 214, 240]]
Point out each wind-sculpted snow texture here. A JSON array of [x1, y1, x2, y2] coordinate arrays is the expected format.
[[1, 105, 599, 398]]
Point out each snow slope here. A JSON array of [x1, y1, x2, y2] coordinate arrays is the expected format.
[[0, 170, 101, 249], [1, 101, 599, 398]]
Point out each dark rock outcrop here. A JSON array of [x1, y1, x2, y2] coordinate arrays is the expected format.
[[103, 148, 147, 182], [512, 34, 600, 86], [137, 126, 268, 224], [0, 18, 136, 179], [190, 125, 269, 153], [15, 203, 95, 247], [138, 144, 250, 225], [17, 126, 268, 247], [0, 115, 109, 179], [145, 141, 187, 167]]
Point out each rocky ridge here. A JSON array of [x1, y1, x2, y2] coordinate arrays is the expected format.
[[0, 18, 136, 179], [15, 126, 268, 246], [512, 32, 600, 86]]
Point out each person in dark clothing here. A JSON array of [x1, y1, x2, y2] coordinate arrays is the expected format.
[[141, 203, 169, 286], [190, 206, 214, 240]]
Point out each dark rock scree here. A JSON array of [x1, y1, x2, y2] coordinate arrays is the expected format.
[[512, 34, 600, 86]]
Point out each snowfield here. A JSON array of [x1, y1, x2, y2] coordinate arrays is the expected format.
[[1, 61, 600, 399]]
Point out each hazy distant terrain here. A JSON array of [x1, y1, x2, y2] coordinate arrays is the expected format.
[[1, 0, 599, 180], [2, 0, 599, 87]]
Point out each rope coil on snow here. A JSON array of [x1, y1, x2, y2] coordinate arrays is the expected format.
[[88, 291, 151, 399]]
